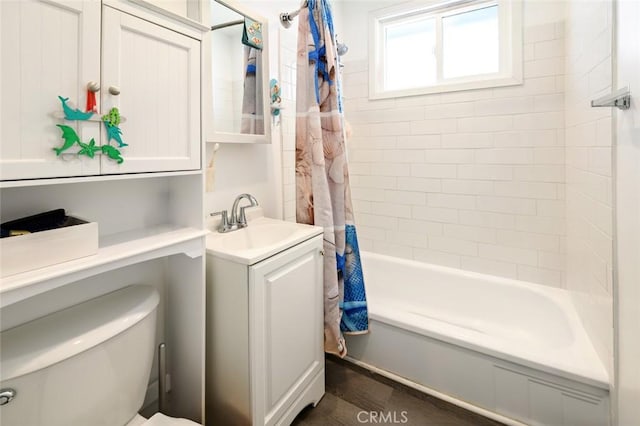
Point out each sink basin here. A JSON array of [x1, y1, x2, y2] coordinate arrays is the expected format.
[[206, 213, 323, 265], [219, 222, 299, 251]]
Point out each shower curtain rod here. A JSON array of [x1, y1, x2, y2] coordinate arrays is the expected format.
[[280, 0, 349, 57], [211, 19, 244, 31], [279, 0, 308, 28]]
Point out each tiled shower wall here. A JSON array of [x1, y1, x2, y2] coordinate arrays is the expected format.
[[277, 0, 612, 379], [564, 0, 613, 375], [341, 22, 566, 287], [279, 26, 298, 223]]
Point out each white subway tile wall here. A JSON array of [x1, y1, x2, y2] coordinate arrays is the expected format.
[[339, 22, 566, 287], [280, 26, 298, 222], [278, 13, 612, 380], [564, 0, 613, 376]]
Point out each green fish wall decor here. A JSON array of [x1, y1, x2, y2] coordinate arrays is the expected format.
[[101, 145, 124, 164], [104, 122, 127, 147], [102, 107, 127, 147], [102, 107, 121, 126], [77, 139, 101, 158], [53, 125, 81, 155], [53, 97, 126, 163], [58, 96, 94, 121], [53, 124, 124, 163]]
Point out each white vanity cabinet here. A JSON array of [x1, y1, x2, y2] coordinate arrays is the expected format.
[[206, 230, 325, 426], [0, 0, 202, 181]]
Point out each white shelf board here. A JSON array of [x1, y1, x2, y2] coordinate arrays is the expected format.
[[0, 226, 207, 308], [0, 170, 202, 189]]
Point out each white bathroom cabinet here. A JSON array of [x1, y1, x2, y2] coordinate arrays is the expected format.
[[0, 0, 202, 180], [100, 5, 201, 174], [206, 234, 325, 426], [0, 0, 208, 423]]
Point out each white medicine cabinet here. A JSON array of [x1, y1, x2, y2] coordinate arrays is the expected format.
[[204, 0, 272, 144]]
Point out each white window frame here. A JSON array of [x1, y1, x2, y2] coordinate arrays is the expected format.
[[369, 0, 523, 99]]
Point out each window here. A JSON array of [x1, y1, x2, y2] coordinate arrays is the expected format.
[[369, 0, 522, 99]]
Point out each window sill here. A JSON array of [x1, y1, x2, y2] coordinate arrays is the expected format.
[[369, 74, 523, 100]]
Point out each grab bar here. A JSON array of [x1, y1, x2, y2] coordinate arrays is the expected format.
[[591, 86, 631, 110]]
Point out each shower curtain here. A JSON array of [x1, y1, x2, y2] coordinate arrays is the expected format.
[[295, 0, 368, 357]]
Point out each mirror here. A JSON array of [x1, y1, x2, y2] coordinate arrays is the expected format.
[[207, 0, 271, 144]]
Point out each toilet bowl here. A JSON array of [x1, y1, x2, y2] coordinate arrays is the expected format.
[[0, 285, 199, 426]]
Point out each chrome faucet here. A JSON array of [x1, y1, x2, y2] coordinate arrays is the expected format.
[[210, 193, 259, 233], [231, 193, 259, 227]]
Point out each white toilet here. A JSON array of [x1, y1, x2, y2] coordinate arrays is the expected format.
[[0, 285, 199, 426]]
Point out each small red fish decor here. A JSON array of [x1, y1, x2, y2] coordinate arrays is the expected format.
[[86, 81, 99, 113], [52, 95, 127, 164]]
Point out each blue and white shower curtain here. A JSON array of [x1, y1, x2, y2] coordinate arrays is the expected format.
[[295, 0, 369, 357]]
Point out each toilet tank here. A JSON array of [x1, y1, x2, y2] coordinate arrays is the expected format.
[[0, 285, 160, 426]]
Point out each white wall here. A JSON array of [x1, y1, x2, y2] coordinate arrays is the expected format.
[[334, 0, 614, 380], [614, 1, 640, 423], [523, 0, 566, 27], [564, 0, 614, 381], [280, 23, 299, 222], [338, 1, 566, 287]]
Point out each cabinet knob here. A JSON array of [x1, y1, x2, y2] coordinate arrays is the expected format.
[[0, 389, 16, 406], [319, 249, 325, 256], [108, 86, 121, 96], [86, 81, 100, 92]]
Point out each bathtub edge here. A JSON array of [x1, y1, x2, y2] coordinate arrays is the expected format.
[[343, 356, 528, 426]]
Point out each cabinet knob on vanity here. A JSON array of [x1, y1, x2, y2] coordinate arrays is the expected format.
[[86, 81, 100, 92], [108, 86, 121, 96]]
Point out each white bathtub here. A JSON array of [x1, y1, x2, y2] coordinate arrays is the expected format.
[[345, 252, 610, 426]]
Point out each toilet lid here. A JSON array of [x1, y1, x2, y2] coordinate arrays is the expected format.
[[140, 413, 202, 426]]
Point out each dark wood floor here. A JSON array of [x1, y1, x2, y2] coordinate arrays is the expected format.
[[292, 356, 505, 426]]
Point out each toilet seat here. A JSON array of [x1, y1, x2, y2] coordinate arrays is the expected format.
[[127, 413, 202, 426]]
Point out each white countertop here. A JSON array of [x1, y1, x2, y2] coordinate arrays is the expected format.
[[205, 209, 323, 265]]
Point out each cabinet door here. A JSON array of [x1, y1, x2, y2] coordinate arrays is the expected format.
[[250, 236, 324, 426], [101, 7, 200, 174], [0, 0, 101, 180]]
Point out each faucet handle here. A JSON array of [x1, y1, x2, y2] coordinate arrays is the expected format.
[[238, 206, 250, 227], [210, 210, 229, 232]]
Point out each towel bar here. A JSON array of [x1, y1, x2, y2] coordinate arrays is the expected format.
[[591, 87, 631, 110]]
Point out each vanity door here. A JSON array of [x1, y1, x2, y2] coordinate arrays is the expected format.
[[100, 6, 201, 174], [249, 235, 324, 425], [0, 0, 101, 180]]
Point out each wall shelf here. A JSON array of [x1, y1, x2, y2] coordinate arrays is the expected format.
[[0, 170, 203, 189], [0, 226, 208, 308]]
